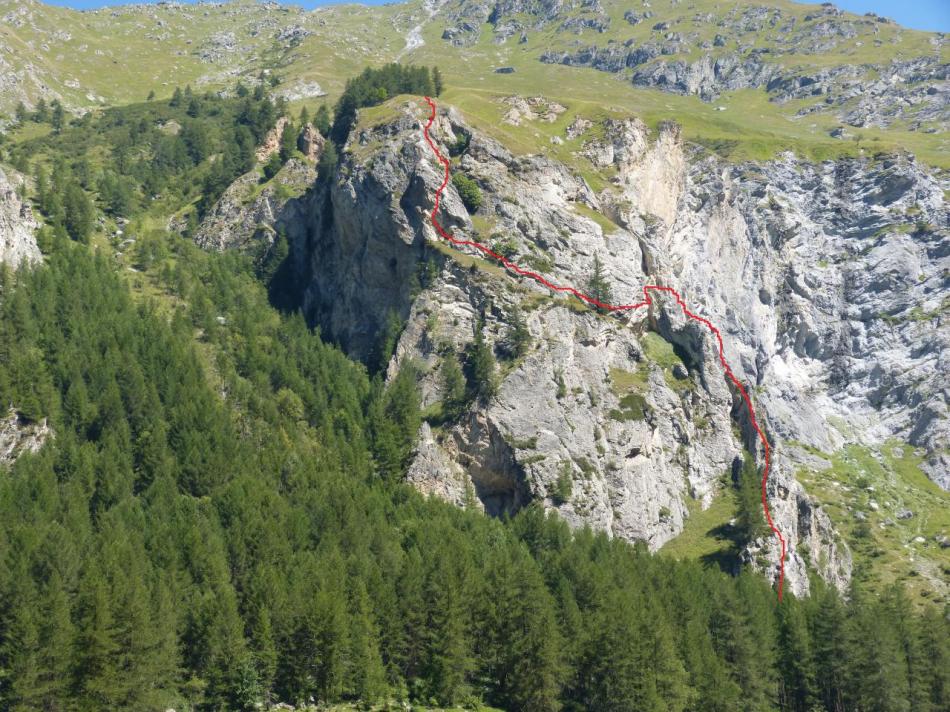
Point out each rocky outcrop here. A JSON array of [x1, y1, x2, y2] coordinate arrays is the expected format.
[[0, 408, 51, 468], [286, 101, 873, 596], [436, 0, 610, 46], [199, 95, 947, 597], [534, 10, 948, 131], [255, 116, 290, 163], [300, 104, 466, 360], [194, 158, 315, 252], [0, 167, 40, 268], [297, 123, 325, 162]]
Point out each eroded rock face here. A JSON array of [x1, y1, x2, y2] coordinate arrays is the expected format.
[[287, 102, 873, 596], [297, 123, 325, 162], [255, 116, 290, 163], [300, 105, 471, 361], [0, 168, 41, 268], [0, 409, 51, 468], [535, 16, 948, 132], [199, 97, 948, 598], [194, 158, 316, 252]]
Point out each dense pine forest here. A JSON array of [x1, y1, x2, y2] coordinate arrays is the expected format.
[[0, 69, 947, 712]]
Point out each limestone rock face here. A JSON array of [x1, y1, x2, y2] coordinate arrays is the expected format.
[[199, 98, 949, 598], [194, 158, 315, 252], [297, 123, 325, 162], [255, 116, 290, 163], [0, 168, 41, 268], [0, 409, 51, 468]]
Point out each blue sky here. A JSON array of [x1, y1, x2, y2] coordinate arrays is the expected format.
[[38, 0, 950, 33]]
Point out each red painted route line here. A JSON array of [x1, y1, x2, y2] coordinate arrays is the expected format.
[[421, 96, 787, 600]]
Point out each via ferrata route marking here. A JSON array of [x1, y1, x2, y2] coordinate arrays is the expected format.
[[421, 96, 788, 600]]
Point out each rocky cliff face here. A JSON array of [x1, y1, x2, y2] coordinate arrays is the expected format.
[[196, 96, 947, 597], [525, 2, 950, 133], [287, 100, 904, 596], [0, 408, 51, 468], [194, 158, 316, 253], [0, 167, 40, 268]]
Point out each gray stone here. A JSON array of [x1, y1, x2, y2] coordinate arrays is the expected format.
[[0, 168, 41, 268]]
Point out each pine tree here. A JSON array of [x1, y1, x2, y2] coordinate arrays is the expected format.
[[62, 182, 93, 243], [394, 549, 428, 686], [735, 454, 768, 543], [369, 362, 420, 479], [424, 557, 473, 705], [75, 569, 121, 707], [440, 350, 466, 420], [586, 253, 613, 309], [34, 573, 76, 709], [250, 608, 278, 705], [50, 99, 65, 133], [507, 305, 531, 359], [433, 66, 444, 96], [169, 86, 183, 107], [467, 319, 498, 401], [348, 581, 388, 702], [778, 602, 817, 712], [917, 606, 950, 711], [843, 585, 910, 712], [33, 98, 49, 123], [809, 584, 848, 712], [317, 138, 338, 183], [504, 549, 564, 711], [314, 104, 331, 137], [1, 581, 46, 710], [279, 120, 296, 163]]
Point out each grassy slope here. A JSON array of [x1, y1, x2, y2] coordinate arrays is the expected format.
[[2, 0, 947, 167], [401, 0, 949, 167], [795, 442, 949, 607], [0, 0, 407, 108], [660, 489, 739, 563]]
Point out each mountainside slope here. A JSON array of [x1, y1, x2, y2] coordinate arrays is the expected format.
[[273, 91, 944, 600], [2, 0, 948, 167]]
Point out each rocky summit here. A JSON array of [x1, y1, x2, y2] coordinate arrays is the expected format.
[[1, 1, 948, 710]]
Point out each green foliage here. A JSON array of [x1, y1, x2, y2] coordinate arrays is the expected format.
[[50, 99, 65, 133], [736, 454, 769, 543], [505, 305, 531, 359], [314, 104, 331, 138], [262, 152, 283, 181], [0, 63, 946, 712], [317, 139, 338, 183], [62, 181, 93, 243], [552, 462, 573, 505], [33, 98, 49, 123], [279, 120, 297, 163], [432, 66, 444, 97], [0, 236, 947, 711], [467, 319, 498, 401], [586, 252, 613, 309], [440, 350, 466, 420], [452, 172, 482, 213], [369, 362, 421, 481], [10, 84, 276, 226], [372, 308, 403, 374], [330, 63, 434, 144]]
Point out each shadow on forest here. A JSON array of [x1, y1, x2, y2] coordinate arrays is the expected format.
[[699, 521, 744, 574]]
